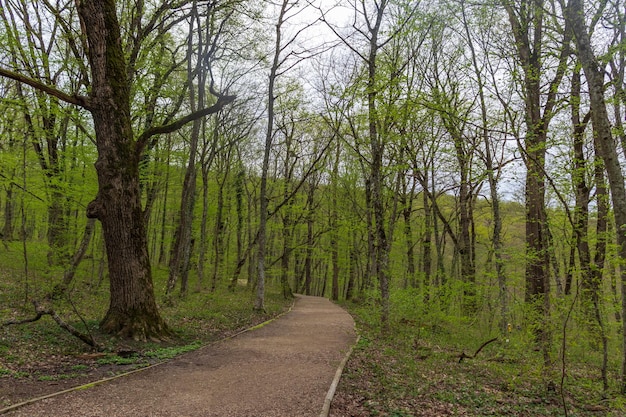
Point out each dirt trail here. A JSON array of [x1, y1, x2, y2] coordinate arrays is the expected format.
[[2, 295, 356, 417]]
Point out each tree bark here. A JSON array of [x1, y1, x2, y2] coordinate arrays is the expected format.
[[78, 0, 169, 340]]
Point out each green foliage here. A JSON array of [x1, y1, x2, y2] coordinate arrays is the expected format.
[[144, 341, 202, 360]]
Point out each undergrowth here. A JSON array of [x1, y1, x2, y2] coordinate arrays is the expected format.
[[333, 288, 626, 416]]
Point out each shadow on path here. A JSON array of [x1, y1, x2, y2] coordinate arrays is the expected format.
[[4, 295, 356, 417]]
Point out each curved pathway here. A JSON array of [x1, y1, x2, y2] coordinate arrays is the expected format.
[[3, 295, 356, 417]]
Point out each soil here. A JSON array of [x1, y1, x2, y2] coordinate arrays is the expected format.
[[0, 295, 357, 417]]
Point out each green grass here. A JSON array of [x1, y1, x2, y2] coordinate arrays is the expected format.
[[144, 341, 202, 360]]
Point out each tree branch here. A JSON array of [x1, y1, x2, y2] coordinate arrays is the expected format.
[[3, 301, 101, 350], [0, 67, 92, 110], [135, 93, 236, 154], [458, 337, 498, 363]]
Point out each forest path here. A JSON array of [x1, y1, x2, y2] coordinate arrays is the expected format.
[[4, 295, 357, 417]]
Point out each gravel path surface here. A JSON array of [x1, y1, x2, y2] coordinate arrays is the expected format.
[[3, 295, 356, 417]]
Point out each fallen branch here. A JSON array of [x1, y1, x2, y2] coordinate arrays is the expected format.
[[3, 300, 101, 350], [458, 337, 498, 363], [2, 309, 46, 326]]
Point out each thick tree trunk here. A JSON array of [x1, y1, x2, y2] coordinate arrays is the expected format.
[[78, 0, 168, 340]]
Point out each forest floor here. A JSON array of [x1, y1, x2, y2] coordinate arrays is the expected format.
[[328, 299, 625, 417], [1, 295, 357, 416]]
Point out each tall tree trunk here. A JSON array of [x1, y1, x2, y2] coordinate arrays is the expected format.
[[167, 4, 204, 297], [256, 0, 291, 311], [567, 0, 626, 391], [504, 0, 570, 369], [591, 145, 610, 391], [78, 0, 169, 339], [331, 140, 341, 300], [366, 0, 391, 326], [461, 0, 507, 330]]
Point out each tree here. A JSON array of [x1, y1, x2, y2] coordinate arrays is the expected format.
[[321, 0, 420, 325], [503, 0, 571, 367], [460, 0, 508, 332], [0, 0, 234, 339], [0, 0, 88, 264], [255, 0, 321, 310], [566, 0, 626, 392]]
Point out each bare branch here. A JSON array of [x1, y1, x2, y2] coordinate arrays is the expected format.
[[0, 67, 92, 110], [135, 93, 236, 154]]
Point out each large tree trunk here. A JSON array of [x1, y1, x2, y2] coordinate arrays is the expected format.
[[78, 0, 168, 340]]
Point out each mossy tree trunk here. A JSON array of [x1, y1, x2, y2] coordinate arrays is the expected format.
[[74, 0, 233, 338], [77, 0, 168, 340]]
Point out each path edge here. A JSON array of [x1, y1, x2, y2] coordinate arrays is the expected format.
[[0, 298, 296, 415], [319, 333, 360, 417]]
